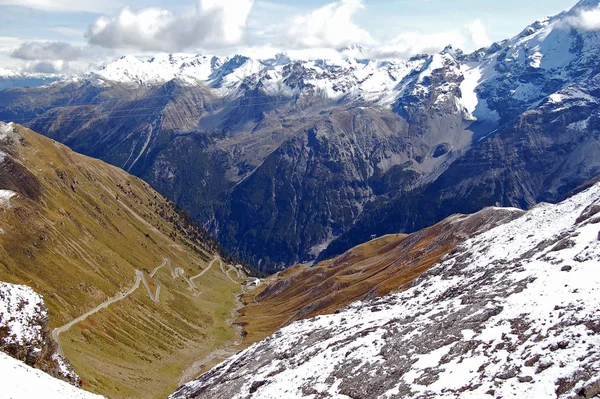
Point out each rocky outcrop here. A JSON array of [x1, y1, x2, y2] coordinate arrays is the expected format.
[[0, 282, 80, 386]]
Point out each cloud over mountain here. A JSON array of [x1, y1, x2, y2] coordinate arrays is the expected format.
[[11, 41, 84, 61], [86, 0, 254, 52], [567, 5, 600, 30], [281, 0, 374, 49]]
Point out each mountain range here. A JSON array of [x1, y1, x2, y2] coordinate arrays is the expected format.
[[1, 0, 599, 272]]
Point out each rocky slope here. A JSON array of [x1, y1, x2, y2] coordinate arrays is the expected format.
[[1, 0, 600, 271], [0, 122, 244, 399], [237, 206, 524, 343], [170, 181, 600, 399], [0, 281, 79, 385]]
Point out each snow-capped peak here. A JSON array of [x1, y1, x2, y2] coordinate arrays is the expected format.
[[93, 53, 222, 86], [89, 51, 425, 104], [22, 0, 600, 118]]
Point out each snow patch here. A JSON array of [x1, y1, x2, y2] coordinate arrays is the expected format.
[[0, 352, 104, 399], [550, 93, 564, 103], [459, 64, 482, 116], [0, 282, 46, 347], [0, 122, 14, 139], [0, 190, 17, 208]]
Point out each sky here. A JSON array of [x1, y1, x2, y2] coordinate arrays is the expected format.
[[0, 0, 581, 74]]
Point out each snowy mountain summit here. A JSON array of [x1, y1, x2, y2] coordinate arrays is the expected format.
[[87, 52, 422, 106], [170, 182, 600, 399]]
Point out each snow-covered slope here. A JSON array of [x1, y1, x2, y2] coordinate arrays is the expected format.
[[0, 352, 104, 399], [90, 52, 423, 105], [0, 282, 47, 349], [0, 281, 80, 385], [93, 53, 223, 87], [465, 0, 600, 126], [171, 182, 600, 399]]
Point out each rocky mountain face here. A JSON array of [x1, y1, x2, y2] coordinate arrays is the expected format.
[[170, 181, 600, 399], [1, 0, 600, 272], [0, 281, 80, 385]]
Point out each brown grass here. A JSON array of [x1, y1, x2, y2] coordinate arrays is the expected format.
[[238, 209, 522, 344], [0, 126, 241, 398]]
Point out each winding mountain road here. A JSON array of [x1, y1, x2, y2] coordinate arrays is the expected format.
[[220, 260, 241, 284], [52, 270, 145, 357], [189, 257, 219, 286], [52, 255, 236, 358]]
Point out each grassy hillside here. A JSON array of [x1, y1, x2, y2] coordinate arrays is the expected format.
[[237, 207, 525, 343], [0, 124, 244, 399]]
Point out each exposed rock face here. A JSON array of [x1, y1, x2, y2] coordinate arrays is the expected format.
[[323, 89, 600, 259], [1, 0, 600, 272], [169, 182, 600, 399], [0, 281, 80, 386]]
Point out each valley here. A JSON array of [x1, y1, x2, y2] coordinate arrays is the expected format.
[[1, 0, 599, 273], [172, 175, 600, 399], [0, 123, 246, 398], [52, 255, 227, 357], [0, 1, 599, 398]]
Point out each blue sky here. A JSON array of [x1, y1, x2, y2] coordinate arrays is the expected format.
[[0, 0, 580, 73]]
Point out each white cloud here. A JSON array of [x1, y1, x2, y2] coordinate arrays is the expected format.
[[243, 45, 351, 61], [86, 0, 254, 52], [11, 41, 85, 60], [25, 60, 69, 74], [282, 0, 374, 49], [467, 19, 492, 48], [50, 26, 84, 38], [269, 2, 488, 59], [370, 31, 466, 59], [0, 0, 122, 13], [0, 36, 24, 52], [566, 6, 600, 30]]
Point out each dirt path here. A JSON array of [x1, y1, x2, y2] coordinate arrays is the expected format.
[[189, 257, 218, 286], [52, 270, 144, 357], [52, 255, 228, 357], [219, 260, 239, 284]]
